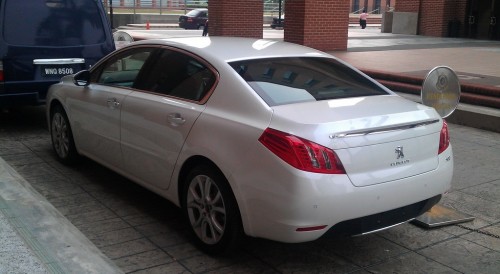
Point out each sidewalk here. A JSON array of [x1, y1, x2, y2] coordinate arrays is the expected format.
[[0, 157, 122, 273]]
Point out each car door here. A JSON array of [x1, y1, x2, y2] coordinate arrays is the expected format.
[[71, 47, 155, 170], [120, 48, 217, 189]]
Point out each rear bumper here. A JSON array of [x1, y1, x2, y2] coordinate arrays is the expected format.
[[0, 81, 54, 106], [234, 145, 453, 243], [179, 22, 197, 29], [0, 92, 47, 106], [324, 194, 441, 237]]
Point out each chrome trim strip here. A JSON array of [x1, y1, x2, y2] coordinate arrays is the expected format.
[[33, 58, 85, 65], [330, 119, 440, 139], [354, 219, 415, 236]]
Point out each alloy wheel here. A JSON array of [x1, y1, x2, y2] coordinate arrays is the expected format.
[[51, 112, 70, 159], [186, 174, 227, 245]]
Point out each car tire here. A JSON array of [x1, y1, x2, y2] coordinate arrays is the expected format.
[[50, 105, 79, 165], [182, 164, 242, 254]]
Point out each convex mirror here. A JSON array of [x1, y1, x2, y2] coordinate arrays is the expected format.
[[421, 66, 461, 118], [113, 31, 134, 50]]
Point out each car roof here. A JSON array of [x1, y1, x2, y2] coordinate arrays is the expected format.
[[132, 37, 330, 63], [187, 8, 207, 13]]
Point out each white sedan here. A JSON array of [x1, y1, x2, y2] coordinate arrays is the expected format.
[[46, 37, 453, 254]]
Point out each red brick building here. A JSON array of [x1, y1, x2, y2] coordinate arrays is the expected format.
[[396, 0, 499, 40], [350, 0, 394, 13], [207, 0, 499, 51]]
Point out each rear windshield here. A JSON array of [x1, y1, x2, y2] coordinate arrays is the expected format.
[[229, 57, 389, 106], [3, 0, 107, 46]]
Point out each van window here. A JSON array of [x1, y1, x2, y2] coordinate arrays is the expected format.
[[3, 0, 107, 46]]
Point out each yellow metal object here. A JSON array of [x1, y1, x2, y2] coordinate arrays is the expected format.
[[412, 204, 475, 228]]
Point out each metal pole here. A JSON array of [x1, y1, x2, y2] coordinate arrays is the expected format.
[[109, 0, 114, 29], [278, 0, 282, 22]]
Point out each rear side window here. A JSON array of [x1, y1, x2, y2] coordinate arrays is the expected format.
[[3, 0, 107, 46], [229, 57, 389, 106], [186, 9, 206, 17], [135, 49, 216, 102]]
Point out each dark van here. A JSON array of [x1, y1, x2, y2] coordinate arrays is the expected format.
[[0, 0, 115, 107]]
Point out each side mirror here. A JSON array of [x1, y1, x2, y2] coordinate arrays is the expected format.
[[421, 66, 461, 118], [73, 70, 91, 87]]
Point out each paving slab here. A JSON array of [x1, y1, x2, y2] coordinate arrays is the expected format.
[[0, 157, 123, 273]]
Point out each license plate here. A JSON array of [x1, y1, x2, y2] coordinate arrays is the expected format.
[[41, 65, 76, 77]]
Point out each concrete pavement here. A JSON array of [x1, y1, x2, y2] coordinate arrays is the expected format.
[[0, 27, 499, 273], [0, 156, 122, 272], [1, 106, 499, 273]]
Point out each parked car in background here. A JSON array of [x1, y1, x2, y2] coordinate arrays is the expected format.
[[179, 8, 208, 29], [271, 15, 285, 28], [0, 0, 115, 107], [46, 37, 454, 255]]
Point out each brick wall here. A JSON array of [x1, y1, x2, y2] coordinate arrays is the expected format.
[[419, 0, 446, 36], [395, 0, 421, 12], [284, 0, 350, 51], [283, 0, 306, 45], [395, 0, 468, 37], [208, 0, 263, 38], [444, 0, 468, 37]]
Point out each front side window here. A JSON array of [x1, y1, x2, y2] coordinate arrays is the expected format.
[[229, 57, 389, 106], [93, 48, 153, 88], [4, 0, 107, 46]]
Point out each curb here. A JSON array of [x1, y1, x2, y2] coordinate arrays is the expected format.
[[362, 69, 500, 110], [366, 70, 500, 133], [0, 158, 123, 273]]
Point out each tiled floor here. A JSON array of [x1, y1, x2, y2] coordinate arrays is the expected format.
[[1, 106, 499, 273]]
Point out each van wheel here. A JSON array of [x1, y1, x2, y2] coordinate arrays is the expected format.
[[182, 164, 242, 254], [50, 105, 79, 164]]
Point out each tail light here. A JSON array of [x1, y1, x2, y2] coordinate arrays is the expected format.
[[0, 61, 4, 81], [259, 128, 346, 174], [438, 120, 450, 154]]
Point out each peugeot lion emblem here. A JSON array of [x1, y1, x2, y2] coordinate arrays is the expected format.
[[395, 146, 404, 159], [390, 146, 409, 167]]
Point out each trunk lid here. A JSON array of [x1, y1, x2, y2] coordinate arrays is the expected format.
[[269, 95, 443, 187]]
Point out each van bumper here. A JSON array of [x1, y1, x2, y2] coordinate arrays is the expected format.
[[0, 92, 46, 106], [0, 82, 52, 106]]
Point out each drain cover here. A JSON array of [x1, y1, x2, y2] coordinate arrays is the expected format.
[[412, 204, 475, 228]]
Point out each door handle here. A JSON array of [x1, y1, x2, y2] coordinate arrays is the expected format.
[[107, 98, 120, 109], [168, 113, 186, 126]]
